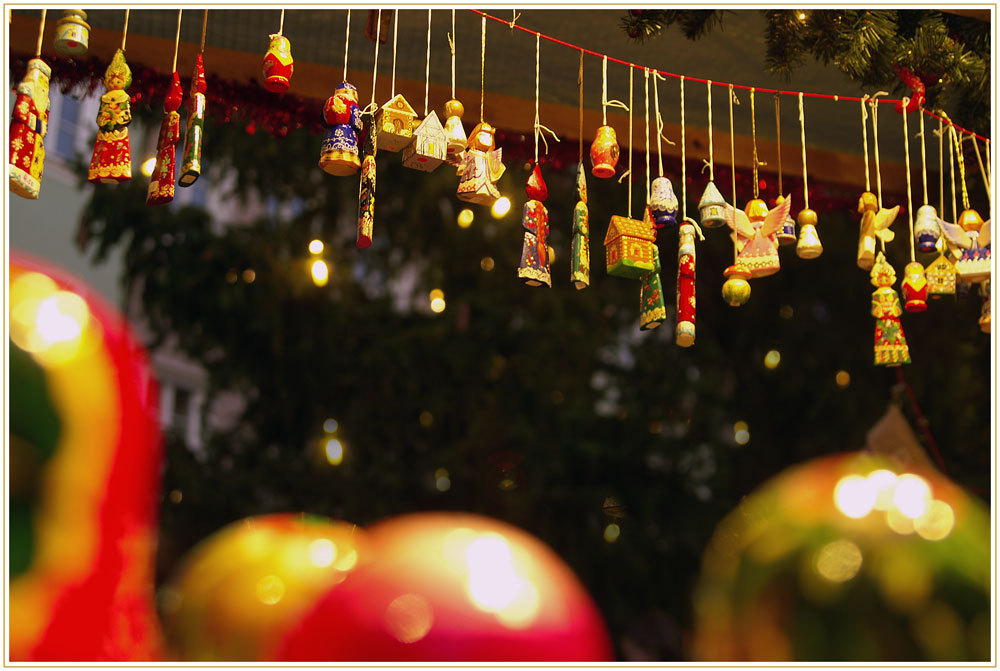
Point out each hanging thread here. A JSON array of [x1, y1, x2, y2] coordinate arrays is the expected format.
[[860, 95, 871, 192], [343, 9, 351, 82], [121, 9, 130, 51], [34, 9, 46, 57], [449, 10, 456, 99], [901, 98, 915, 262], [948, 120, 957, 222], [600, 56, 629, 126], [970, 134, 991, 210], [645, 68, 651, 204], [480, 15, 486, 122], [172, 9, 182, 73], [625, 66, 634, 217], [278, 9, 284, 36], [391, 9, 398, 96], [424, 9, 431, 115], [532, 33, 559, 161], [199, 9, 208, 52], [798, 92, 809, 211], [870, 92, 887, 209], [705, 81, 714, 180], [918, 104, 928, 204], [750, 88, 760, 199], [949, 121, 970, 210], [729, 84, 738, 264], [774, 93, 784, 195], [654, 71, 664, 176], [680, 75, 687, 219], [368, 9, 382, 111], [578, 50, 583, 164], [938, 117, 945, 214]]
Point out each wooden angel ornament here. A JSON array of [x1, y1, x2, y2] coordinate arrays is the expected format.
[[88, 49, 132, 184], [571, 163, 590, 290], [724, 196, 792, 278], [9, 58, 51, 199], [319, 81, 362, 176], [517, 164, 551, 287], [938, 209, 991, 284], [870, 252, 910, 366], [856, 191, 900, 271], [457, 122, 505, 205], [146, 72, 183, 205]]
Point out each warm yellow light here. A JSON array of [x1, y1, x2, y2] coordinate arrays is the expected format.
[[311, 259, 329, 286], [323, 418, 339, 433], [255, 574, 285, 605], [419, 410, 434, 428], [242, 269, 256, 283], [798, 11, 807, 20], [466, 534, 521, 611], [892, 474, 931, 519], [733, 420, 749, 445], [36, 293, 87, 344], [325, 438, 344, 465], [429, 288, 444, 301], [11, 277, 91, 364], [429, 289, 446, 313], [603, 523, 621, 543], [435, 467, 451, 492], [779, 305, 794, 319], [491, 196, 511, 218], [886, 506, 916, 535], [141, 157, 157, 177], [457, 208, 475, 228], [168, 489, 183, 504], [334, 548, 358, 571], [866, 469, 898, 511], [308, 239, 324, 254], [481, 256, 495, 272], [815, 539, 863, 583], [914, 499, 955, 541], [764, 349, 781, 369], [385, 593, 434, 643], [308, 538, 337, 568], [835, 370, 851, 388], [834, 474, 876, 519]]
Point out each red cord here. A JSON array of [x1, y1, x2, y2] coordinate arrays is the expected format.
[[894, 367, 948, 474], [470, 9, 991, 144]]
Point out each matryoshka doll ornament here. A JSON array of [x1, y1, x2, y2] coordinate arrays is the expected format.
[[518, 164, 551, 287], [262, 34, 294, 93], [88, 49, 132, 184], [53, 9, 90, 56], [457, 121, 505, 205], [900, 261, 928, 313], [443, 99, 468, 167], [571, 163, 590, 290], [590, 125, 619, 178], [914, 204, 941, 252], [650, 176, 678, 230], [319, 81, 362, 176], [698, 181, 727, 228], [146, 72, 183, 205], [9, 57, 51, 199], [639, 206, 667, 330], [178, 53, 206, 187], [795, 208, 822, 259], [774, 194, 796, 245], [870, 252, 910, 366]]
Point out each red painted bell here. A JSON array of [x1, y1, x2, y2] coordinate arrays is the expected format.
[[525, 163, 547, 202], [164, 71, 183, 113]]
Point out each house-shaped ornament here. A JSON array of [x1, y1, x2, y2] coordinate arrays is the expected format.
[[604, 214, 655, 279], [926, 253, 957, 297], [376, 93, 417, 152], [402, 110, 446, 172]]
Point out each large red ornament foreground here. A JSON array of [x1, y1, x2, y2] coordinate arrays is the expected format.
[[277, 512, 614, 662]]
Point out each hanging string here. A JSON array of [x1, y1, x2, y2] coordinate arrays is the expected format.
[[121, 9, 130, 51], [949, 121, 970, 210], [860, 95, 871, 192], [644, 68, 651, 204], [704, 81, 714, 180], [479, 15, 486, 122], [938, 117, 945, 214], [680, 75, 688, 220], [901, 98, 915, 262], [625, 66, 634, 218], [750, 88, 760, 199], [729, 84, 738, 264], [948, 120, 957, 222], [532, 33, 559, 161], [798, 92, 809, 211], [654, 71, 664, 176], [172, 9, 183, 73], [423, 9, 431, 115], [367, 9, 382, 112], [34, 9, 46, 57], [578, 51, 583, 164], [774, 93, 784, 195], [278, 9, 284, 36], [918, 104, 929, 204], [391, 9, 398, 96], [509, 9, 520, 29], [343, 9, 351, 82], [200, 9, 208, 52], [449, 10, 456, 99], [870, 92, 888, 210], [970, 134, 992, 211], [600, 56, 629, 126]]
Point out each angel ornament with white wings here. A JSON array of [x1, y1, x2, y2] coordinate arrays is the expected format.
[[938, 208, 991, 284], [856, 191, 901, 271], [725, 196, 792, 278]]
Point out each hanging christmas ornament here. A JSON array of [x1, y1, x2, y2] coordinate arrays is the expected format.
[[795, 93, 822, 258], [571, 165, 590, 290], [146, 11, 184, 206], [605, 214, 655, 279], [88, 12, 132, 185], [913, 108, 941, 252], [978, 281, 990, 333], [721, 264, 752, 306], [9, 12, 50, 199], [262, 10, 293, 93], [857, 95, 901, 271], [53, 9, 89, 56], [926, 243, 958, 297], [319, 12, 362, 177], [650, 178, 678, 228], [357, 110, 377, 249], [591, 56, 623, 178], [178, 51, 206, 187], [518, 164, 551, 287], [721, 85, 751, 307], [698, 81, 727, 229], [375, 12, 416, 152], [403, 10, 446, 172], [443, 99, 467, 166], [639, 209, 667, 330], [870, 252, 911, 366], [457, 18, 505, 204], [938, 122, 991, 284], [771, 94, 796, 245], [676, 221, 697, 346], [896, 97, 928, 313]]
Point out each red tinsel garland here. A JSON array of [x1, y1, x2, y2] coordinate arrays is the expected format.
[[10, 52, 887, 213]]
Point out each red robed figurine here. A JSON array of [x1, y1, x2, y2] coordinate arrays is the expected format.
[[146, 72, 183, 205], [518, 164, 551, 287]]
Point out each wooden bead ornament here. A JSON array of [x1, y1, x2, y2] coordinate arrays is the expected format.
[[53, 9, 89, 56], [795, 207, 822, 259]]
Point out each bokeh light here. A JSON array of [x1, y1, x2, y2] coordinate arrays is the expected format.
[[256, 574, 285, 605], [308, 538, 336, 568], [866, 469, 898, 511], [764, 349, 781, 369], [419, 411, 434, 428], [815, 539, 863, 583], [893, 474, 931, 519], [603, 524, 621, 543], [140, 156, 156, 177], [491, 197, 511, 218], [836, 370, 851, 388], [325, 438, 344, 465], [242, 269, 256, 283], [323, 418, 338, 433], [914, 500, 955, 541], [733, 421, 750, 445], [308, 239, 324, 254], [10, 272, 92, 365], [429, 289, 446, 313], [833, 474, 876, 519], [310, 259, 329, 286], [434, 467, 451, 492], [480, 256, 495, 272]]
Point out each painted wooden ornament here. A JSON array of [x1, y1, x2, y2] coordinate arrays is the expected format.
[[53, 9, 90, 56], [88, 49, 132, 184], [319, 81, 362, 176], [649, 177, 678, 229], [914, 204, 941, 252], [604, 213, 655, 279], [443, 99, 467, 166], [639, 207, 667, 330], [357, 112, 377, 249], [939, 209, 991, 283], [698, 181, 727, 228], [857, 192, 900, 271], [795, 208, 822, 259], [571, 164, 590, 290], [926, 252, 957, 297], [402, 110, 446, 172], [870, 252, 910, 366], [590, 125, 619, 178], [721, 264, 751, 306], [517, 164, 551, 287], [9, 58, 51, 199], [178, 53, 206, 187], [457, 122, 505, 205], [774, 194, 797, 245], [262, 34, 294, 93], [900, 261, 928, 312], [376, 94, 417, 152], [726, 196, 791, 278], [146, 72, 184, 206], [676, 222, 697, 347]]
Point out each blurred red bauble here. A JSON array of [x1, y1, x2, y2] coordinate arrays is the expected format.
[[277, 512, 613, 662], [160, 513, 367, 661]]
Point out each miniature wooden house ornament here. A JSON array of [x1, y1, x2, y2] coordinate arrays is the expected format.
[[604, 214, 655, 279], [376, 93, 417, 152], [402, 110, 446, 172], [926, 252, 957, 297]]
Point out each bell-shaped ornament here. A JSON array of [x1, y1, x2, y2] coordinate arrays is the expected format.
[[53, 9, 90, 56], [795, 208, 822, 259], [698, 181, 727, 228], [774, 195, 796, 245], [721, 264, 751, 306], [649, 177, 678, 229], [901, 261, 928, 313], [914, 204, 941, 253], [590, 125, 619, 178]]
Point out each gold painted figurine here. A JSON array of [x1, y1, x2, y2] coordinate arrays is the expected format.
[[88, 49, 132, 184]]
